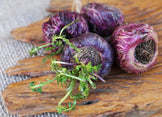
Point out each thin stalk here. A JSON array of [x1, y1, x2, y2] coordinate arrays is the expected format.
[[29, 43, 53, 56], [37, 43, 53, 49], [59, 19, 80, 36], [53, 61, 81, 66], [51, 62, 85, 82], [93, 71, 106, 82], [58, 80, 76, 106], [58, 71, 85, 82], [30, 78, 56, 89]]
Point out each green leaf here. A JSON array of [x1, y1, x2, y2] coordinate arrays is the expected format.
[[71, 99, 76, 110], [42, 57, 47, 64], [29, 47, 37, 56], [58, 40, 62, 46], [29, 81, 42, 93], [68, 102, 72, 107], [29, 81, 35, 87], [76, 65, 81, 71], [36, 87, 42, 93]]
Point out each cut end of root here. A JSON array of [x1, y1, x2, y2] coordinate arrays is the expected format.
[[72, 46, 102, 66], [134, 39, 156, 64]]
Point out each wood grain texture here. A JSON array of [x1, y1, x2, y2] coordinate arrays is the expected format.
[[11, 18, 49, 46], [3, 0, 162, 116], [2, 65, 162, 116], [2, 50, 162, 116], [5, 55, 59, 77]]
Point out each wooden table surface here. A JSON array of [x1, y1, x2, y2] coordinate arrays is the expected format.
[[2, 0, 162, 116]]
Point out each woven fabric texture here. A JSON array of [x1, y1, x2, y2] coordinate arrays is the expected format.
[[0, 0, 66, 117]]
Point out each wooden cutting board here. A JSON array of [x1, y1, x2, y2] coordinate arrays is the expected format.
[[2, 0, 162, 116]]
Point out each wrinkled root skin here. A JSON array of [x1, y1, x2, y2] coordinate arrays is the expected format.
[[111, 23, 158, 74], [81, 3, 124, 37], [61, 33, 114, 78], [42, 11, 89, 44]]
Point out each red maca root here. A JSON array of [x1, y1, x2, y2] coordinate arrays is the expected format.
[[111, 23, 158, 74]]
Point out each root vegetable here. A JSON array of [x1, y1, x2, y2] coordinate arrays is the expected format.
[[81, 3, 124, 40], [111, 23, 158, 74]]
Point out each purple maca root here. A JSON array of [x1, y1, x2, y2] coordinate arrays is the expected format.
[[111, 23, 158, 74], [81, 3, 124, 40], [42, 11, 89, 44], [61, 33, 114, 77]]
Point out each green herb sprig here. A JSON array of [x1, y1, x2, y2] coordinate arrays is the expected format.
[[29, 20, 104, 114], [30, 57, 101, 113]]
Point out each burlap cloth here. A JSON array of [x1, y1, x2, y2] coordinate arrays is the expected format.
[[0, 0, 66, 116]]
